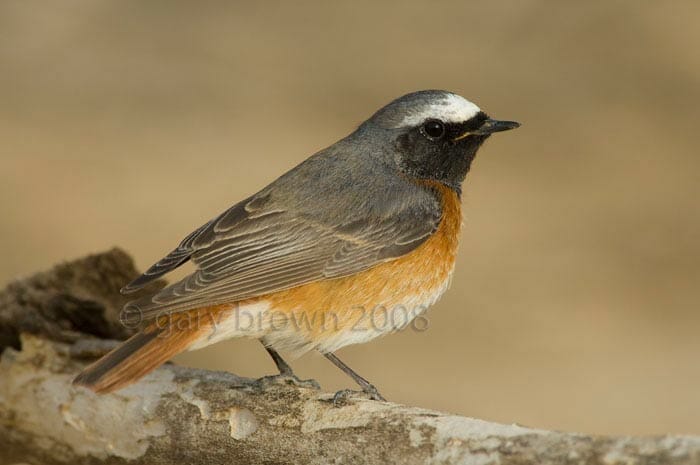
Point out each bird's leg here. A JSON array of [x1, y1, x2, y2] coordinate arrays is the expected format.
[[264, 345, 295, 377], [257, 341, 320, 390], [323, 352, 386, 402]]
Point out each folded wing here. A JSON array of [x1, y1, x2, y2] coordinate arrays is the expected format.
[[121, 188, 441, 322]]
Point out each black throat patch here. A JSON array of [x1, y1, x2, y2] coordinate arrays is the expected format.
[[394, 112, 491, 191]]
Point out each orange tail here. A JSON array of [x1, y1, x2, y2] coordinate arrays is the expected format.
[[73, 316, 206, 394]]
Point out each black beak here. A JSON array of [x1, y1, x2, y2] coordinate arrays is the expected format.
[[472, 118, 521, 135], [453, 118, 520, 141]]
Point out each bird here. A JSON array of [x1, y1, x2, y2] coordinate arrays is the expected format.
[[73, 90, 519, 401]]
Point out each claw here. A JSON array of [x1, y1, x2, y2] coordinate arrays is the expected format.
[[364, 384, 386, 402]]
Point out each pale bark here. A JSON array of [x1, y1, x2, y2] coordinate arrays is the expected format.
[[1, 249, 699, 465]]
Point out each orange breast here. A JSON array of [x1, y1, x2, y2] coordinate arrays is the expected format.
[[260, 182, 463, 353]]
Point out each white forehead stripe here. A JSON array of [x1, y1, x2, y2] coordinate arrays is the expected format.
[[400, 93, 481, 127]]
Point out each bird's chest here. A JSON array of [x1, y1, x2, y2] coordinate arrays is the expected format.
[[264, 184, 462, 353]]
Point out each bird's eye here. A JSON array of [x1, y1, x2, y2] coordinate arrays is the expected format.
[[422, 119, 445, 139]]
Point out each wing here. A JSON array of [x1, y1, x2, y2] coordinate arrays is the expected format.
[[121, 184, 442, 323]]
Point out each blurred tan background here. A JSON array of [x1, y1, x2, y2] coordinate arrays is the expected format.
[[2, 1, 699, 436]]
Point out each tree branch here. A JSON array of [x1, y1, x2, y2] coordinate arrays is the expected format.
[[1, 249, 699, 464]]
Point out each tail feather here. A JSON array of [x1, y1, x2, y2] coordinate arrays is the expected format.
[[73, 322, 202, 394]]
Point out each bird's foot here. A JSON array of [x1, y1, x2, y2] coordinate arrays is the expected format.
[[331, 385, 386, 406]]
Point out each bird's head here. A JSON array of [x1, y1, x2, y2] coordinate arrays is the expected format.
[[365, 90, 519, 191]]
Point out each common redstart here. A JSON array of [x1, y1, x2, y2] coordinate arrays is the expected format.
[[74, 90, 519, 400]]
